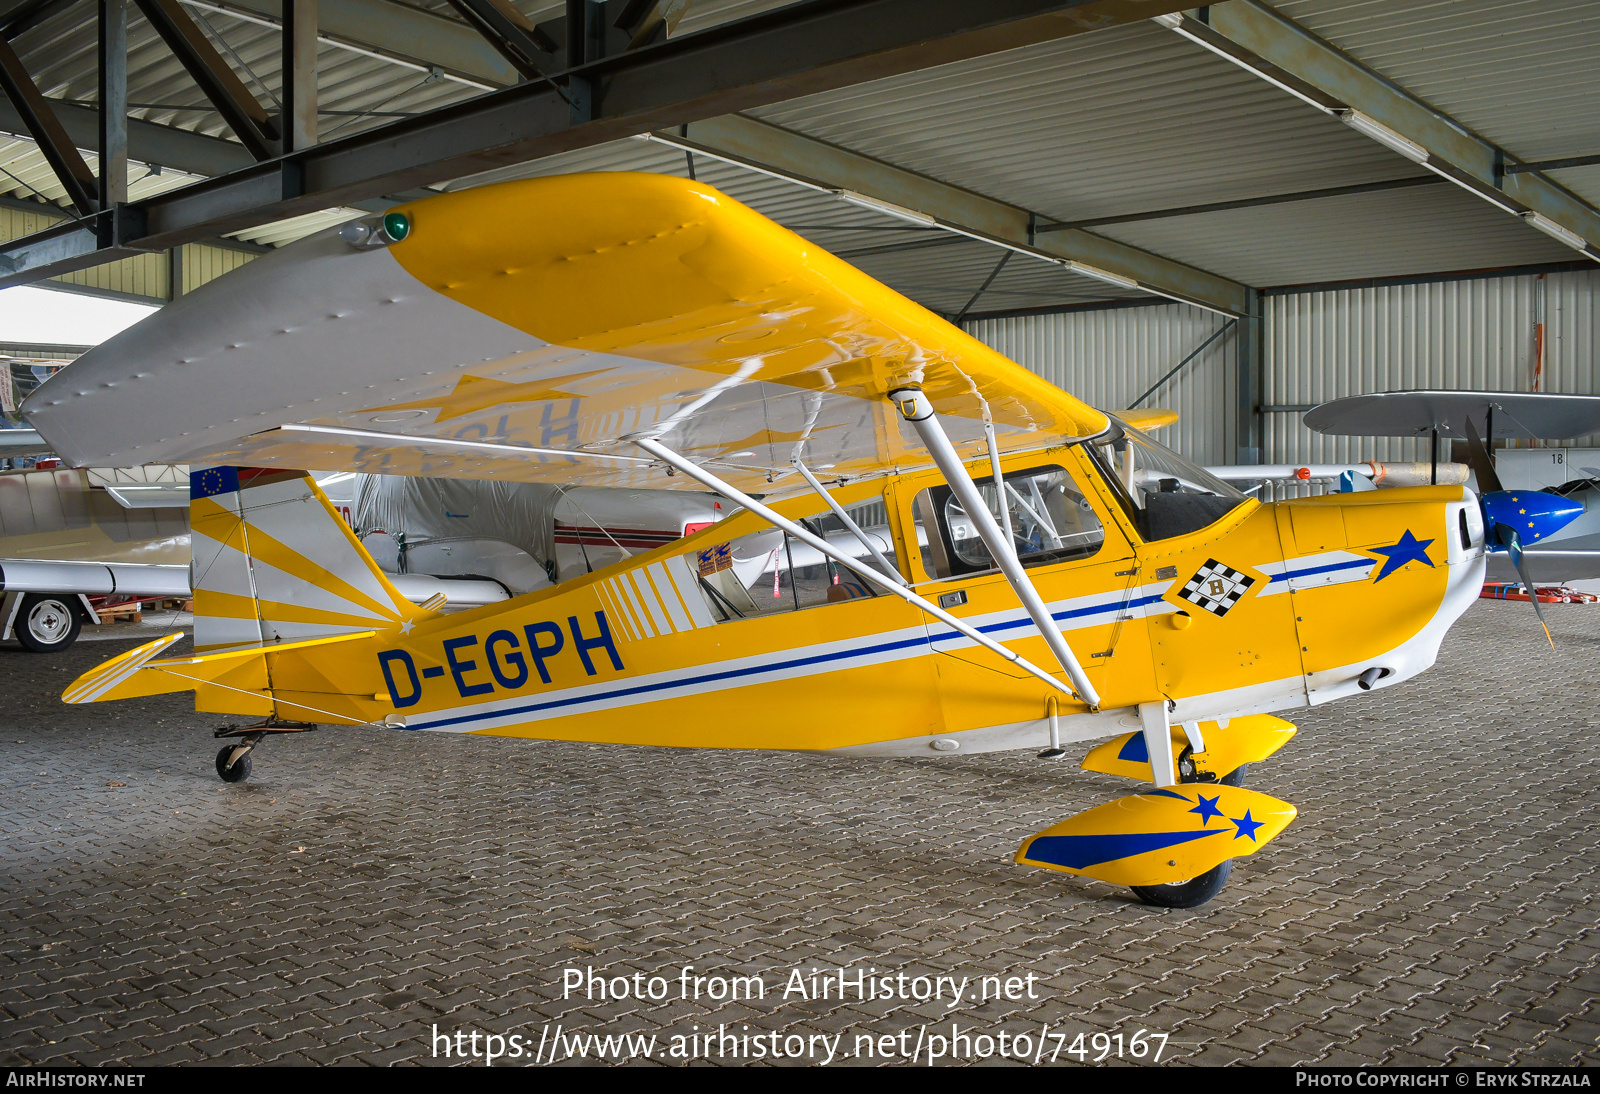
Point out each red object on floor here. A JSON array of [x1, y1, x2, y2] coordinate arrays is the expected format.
[[1481, 583, 1600, 604]]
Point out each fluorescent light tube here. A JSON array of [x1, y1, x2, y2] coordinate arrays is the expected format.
[[1151, 15, 1334, 114], [1338, 110, 1430, 164], [1423, 162, 1522, 215], [1522, 211, 1590, 251], [1064, 261, 1140, 290], [836, 190, 938, 227]]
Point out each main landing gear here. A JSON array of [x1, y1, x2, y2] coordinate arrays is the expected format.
[[1131, 750, 1249, 909], [213, 720, 317, 782], [1132, 861, 1232, 909]]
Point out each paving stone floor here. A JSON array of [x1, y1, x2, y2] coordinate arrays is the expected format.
[[2, 599, 1597, 1067]]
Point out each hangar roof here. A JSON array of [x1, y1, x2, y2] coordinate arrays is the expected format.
[[0, 0, 1592, 314]]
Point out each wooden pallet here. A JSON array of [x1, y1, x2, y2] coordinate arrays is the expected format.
[[93, 602, 143, 624]]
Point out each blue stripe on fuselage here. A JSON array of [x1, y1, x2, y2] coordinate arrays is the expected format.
[[1266, 558, 1373, 584], [402, 590, 1165, 733]]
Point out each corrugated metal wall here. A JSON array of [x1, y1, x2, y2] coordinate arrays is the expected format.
[[968, 267, 1600, 490], [0, 205, 258, 302], [179, 243, 255, 295], [1263, 267, 1600, 467], [966, 302, 1238, 465], [0, 205, 166, 300]]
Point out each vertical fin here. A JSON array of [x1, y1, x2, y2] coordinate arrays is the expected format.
[[189, 466, 418, 655]]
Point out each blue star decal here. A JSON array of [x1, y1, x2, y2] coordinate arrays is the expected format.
[[1189, 794, 1225, 826], [1231, 809, 1264, 842], [1369, 529, 1435, 582]]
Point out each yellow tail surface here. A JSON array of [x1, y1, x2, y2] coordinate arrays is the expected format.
[[62, 629, 378, 713], [65, 466, 421, 721]]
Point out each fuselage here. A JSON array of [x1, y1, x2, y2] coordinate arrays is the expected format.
[[229, 442, 1486, 758]]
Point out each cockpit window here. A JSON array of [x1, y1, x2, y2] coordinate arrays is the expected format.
[[1088, 420, 1247, 542]]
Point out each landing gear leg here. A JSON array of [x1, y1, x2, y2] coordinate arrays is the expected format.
[[212, 720, 317, 782], [1134, 734, 1240, 909]]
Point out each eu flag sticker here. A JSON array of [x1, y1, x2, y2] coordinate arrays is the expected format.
[[190, 466, 240, 499]]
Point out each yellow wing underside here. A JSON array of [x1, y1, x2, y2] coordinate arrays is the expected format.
[[27, 173, 1108, 495]]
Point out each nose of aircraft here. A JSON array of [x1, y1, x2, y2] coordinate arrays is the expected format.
[[1479, 489, 1583, 547], [1476, 487, 1583, 646]]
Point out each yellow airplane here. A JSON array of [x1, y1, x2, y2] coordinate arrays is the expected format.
[[32, 174, 1516, 907]]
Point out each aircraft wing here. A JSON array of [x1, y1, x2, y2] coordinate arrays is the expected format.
[[24, 173, 1107, 494], [1305, 390, 1600, 441]]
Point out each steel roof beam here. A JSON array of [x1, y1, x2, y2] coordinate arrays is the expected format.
[[0, 95, 256, 178], [1172, 1, 1600, 261], [0, 0, 1194, 285], [442, 0, 558, 81], [618, 0, 689, 50], [99, 0, 128, 209], [0, 0, 78, 39], [0, 94, 427, 212], [216, 0, 518, 85], [160, 0, 1247, 312], [0, 35, 100, 215], [1504, 154, 1600, 176], [1046, 175, 1439, 231], [661, 115, 1250, 316], [133, 0, 281, 159]]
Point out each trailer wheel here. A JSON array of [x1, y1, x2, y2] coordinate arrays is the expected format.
[[15, 593, 83, 653]]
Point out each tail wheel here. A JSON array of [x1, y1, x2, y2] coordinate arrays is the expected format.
[[215, 745, 252, 783], [1131, 859, 1232, 909], [15, 594, 82, 653]]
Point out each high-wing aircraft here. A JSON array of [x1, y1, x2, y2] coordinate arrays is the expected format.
[[26, 174, 1581, 907]]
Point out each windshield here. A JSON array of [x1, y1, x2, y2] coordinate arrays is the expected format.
[[1090, 419, 1247, 542]]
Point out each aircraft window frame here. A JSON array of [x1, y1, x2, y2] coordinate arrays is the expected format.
[[911, 463, 1106, 582], [1082, 427, 1249, 544], [684, 489, 899, 623]]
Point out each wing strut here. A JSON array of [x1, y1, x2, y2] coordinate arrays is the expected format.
[[628, 435, 1080, 703], [889, 387, 1102, 711], [791, 459, 909, 586]]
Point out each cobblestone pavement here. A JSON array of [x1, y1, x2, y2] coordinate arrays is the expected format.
[[2, 600, 1597, 1067]]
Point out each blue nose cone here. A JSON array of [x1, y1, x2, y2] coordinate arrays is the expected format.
[[1481, 490, 1584, 548]]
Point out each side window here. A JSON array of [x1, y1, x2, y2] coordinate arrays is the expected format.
[[912, 465, 1104, 580], [686, 494, 896, 621]]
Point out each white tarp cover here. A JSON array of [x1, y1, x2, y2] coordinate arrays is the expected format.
[[351, 475, 565, 576]]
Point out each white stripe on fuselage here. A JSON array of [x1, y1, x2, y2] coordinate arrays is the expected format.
[[391, 550, 1371, 736], [397, 576, 1177, 734], [1256, 550, 1375, 596]]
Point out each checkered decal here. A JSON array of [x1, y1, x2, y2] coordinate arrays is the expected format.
[[1179, 559, 1256, 616]]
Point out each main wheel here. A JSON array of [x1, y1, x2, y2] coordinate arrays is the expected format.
[[215, 745, 252, 783], [15, 593, 82, 653], [1220, 763, 1248, 788], [1131, 859, 1232, 909]]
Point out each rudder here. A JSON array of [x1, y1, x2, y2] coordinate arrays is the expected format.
[[189, 466, 418, 654]]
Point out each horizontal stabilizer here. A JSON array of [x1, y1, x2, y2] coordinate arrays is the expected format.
[[62, 630, 376, 705], [1016, 784, 1296, 887], [1081, 714, 1297, 783]]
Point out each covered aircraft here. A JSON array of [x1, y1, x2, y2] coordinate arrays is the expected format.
[[27, 173, 1577, 907]]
